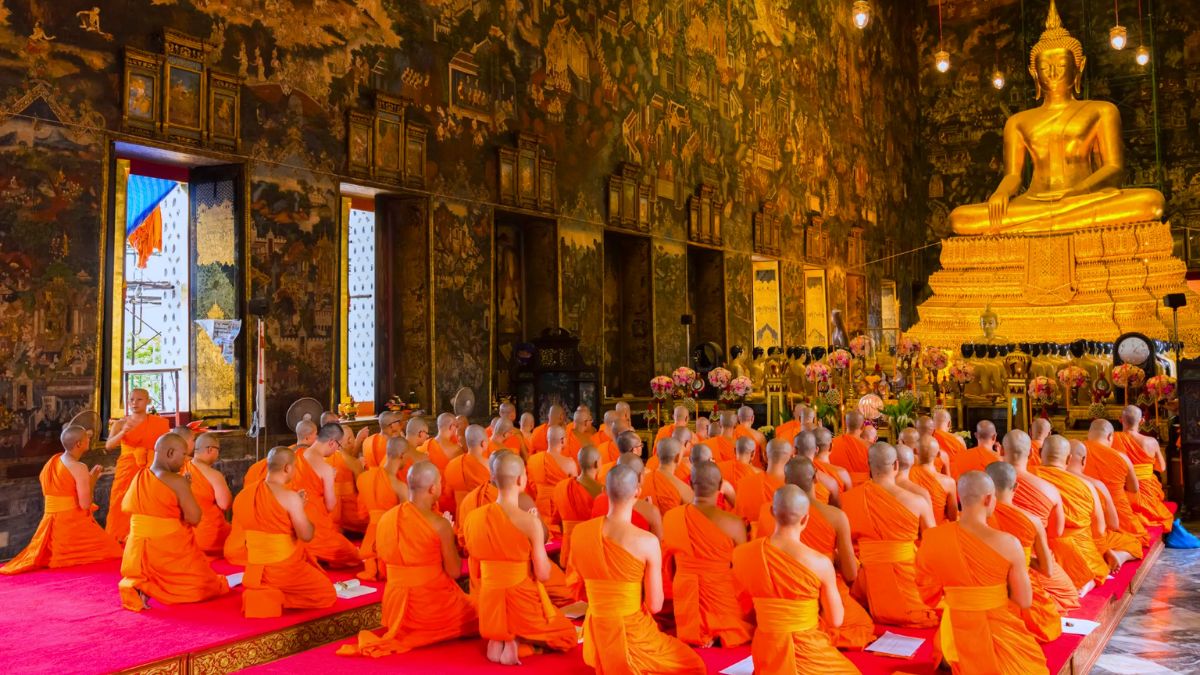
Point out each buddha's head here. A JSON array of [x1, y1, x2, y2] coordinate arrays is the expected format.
[[1029, 0, 1085, 100], [980, 305, 999, 339]]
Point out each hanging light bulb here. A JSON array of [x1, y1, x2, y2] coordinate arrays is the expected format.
[[1109, 24, 1128, 50], [1135, 44, 1151, 66], [1133, 0, 1149, 66], [935, 50, 951, 73], [852, 0, 871, 29], [992, 68, 1006, 89]]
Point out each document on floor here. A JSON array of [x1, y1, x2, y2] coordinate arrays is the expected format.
[[1061, 618, 1101, 636], [225, 572, 244, 588], [718, 655, 753, 675], [334, 579, 377, 600], [865, 631, 925, 658]]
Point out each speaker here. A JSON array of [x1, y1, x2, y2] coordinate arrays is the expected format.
[[1164, 293, 1187, 310], [248, 297, 270, 316]]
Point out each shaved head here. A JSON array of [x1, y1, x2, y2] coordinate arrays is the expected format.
[[603, 410, 618, 426], [720, 411, 737, 428], [772, 484, 811, 526], [1120, 405, 1142, 427], [814, 427, 832, 450], [933, 408, 950, 425], [1031, 417, 1052, 440], [617, 452, 645, 475], [1002, 430, 1031, 461], [784, 456, 816, 492], [546, 404, 564, 424], [616, 431, 642, 456], [1041, 435, 1070, 465], [378, 410, 399, 430], [320, 411, 339, 426], [266, 446, 295, 473], [547, 425, 566, 446], [691, 444, 714, 464], [172, 426, 195, 442], [673, 406, 689, 424], [60, 424, 88, 451], [498, 402, 516, 420], [492, 418, 514, 437], [656, 438, 682, 465], [318, 422, 344, 443], [386, 435, 408, 460], [295, 419, 317, 443], [738, 406, 754, 423], [606, 464, 641, 502], [985, 461, 1017, 493], [691, 461, 722, 497], [494, 452, 526, 489], [671, 426, 693, 445], [976, 420, 997, 442], [436, 412, 455, 431], [895, 443, 915, 469], [407, 460, 440, 492], [898, 428, 920, 449], [794, 431, 816, 458], [195, 432, 219, 453], [735, 436, 756, 458], [1068, 440, 1088, 462], [916, 435, 940, 463], [868, 442, 898, 476], [406, 416, 429, 437], [766, 438, 793, 466], [578, 445, 601, 471], [845, 410, 864, 431], [1088, 418, 1114, 440], [615, 401, 631, 418], [957, 470, 995, 506], [465, 424, 487, 450], [155, 432, 187, 460], [916, 416, 934, 435]]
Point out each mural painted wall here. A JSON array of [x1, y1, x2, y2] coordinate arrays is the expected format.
[[0, 0, 924, 457]]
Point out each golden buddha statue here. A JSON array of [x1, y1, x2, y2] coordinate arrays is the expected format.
[[979, 305, 1007, 344], [949, 0, 1164, 236]]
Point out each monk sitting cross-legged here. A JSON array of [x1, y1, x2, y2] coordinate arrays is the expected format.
[[328, 426, 368, 534], [356, 437, 411, 581], [563, 407, 595, 461], [717, 436, 760, 497], [642, 438, 694, 513], [774, 403, 808, 447], [689, 444, 737, 509], [104, 388, 171, 543], [984, 462, 1063, 643], [444, 425, 492, 520], [1083, 419, 1148, 547], [795, 430, 838, 506], [530, 405, 567, 455], [118, 433, 230, 611], [457, 449, 538, 552], [950, 420, 1001, 480], [569, 465, 706, 673], [842, 442, 938, 628], [552, 445, 603, 566], [296, 423, 363, 567], [462, 453, 577, 664], [662, 461, 752, 648], [591, 452, 664, 538], [736, 438, 792, 533], [1067, 441, 1142, 571], [912, 434, 958, 524], [1029, 418, 1052, 467], [244, 420, 316, 486], [2, 425, 122, 574], [707, 412, 738, 463], [338, 461, 478, 658], [526, 425, 579, 533], [756, 457, 875, 650], [655, 405, 691, 448], [732, 485, 859, 674], [1035, 436, 1112, 590], [916, 471, 1049, 675], [733, 406, 767, 468], [234, 447, 336, 618], [186, 433, 232, 557], [423, 413, 462, 474], [814, 427, 853, 493], [828, 411, 870, 486], [1111, 405, 1173, 531], [931, 408, 967, 462], [895, 436, 933, 512], [360, 411, 403, 469]]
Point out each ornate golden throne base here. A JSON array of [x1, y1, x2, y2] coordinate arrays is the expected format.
[[908, 222, 1200, 349]]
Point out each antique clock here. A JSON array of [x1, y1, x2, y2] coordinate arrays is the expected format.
[[1113, 332, 1156, 372]]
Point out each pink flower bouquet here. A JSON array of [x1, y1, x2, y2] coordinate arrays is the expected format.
[[1056, 365, 1089, 390], [1111, 364, 1146, 388], [729, 376, 753, 398], [707, 367, 732, 390], [849, 335, 873, 358], [1027, 376, 1059, 407], [672, 366, 697, 390], [920, 347, 948, 371], [650, 375, 673, 399], [829, 349, 852, 371], [805, 362, 831, 385], [948, 362, 976, 384], [897, 336, 921, 358], [1145, 375, 1176, 401]]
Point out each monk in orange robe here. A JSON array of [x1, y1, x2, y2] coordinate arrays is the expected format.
[[186, 433, 231, 557], [813, 427, 853, 492], [423, 413, 462, 473], [488, 418, 523, 456], [689, 444, 737, 508], [570, 464, 706, 673], [735, 439, 791, 529], [244, 419, 317, 486], [642, 438, 694, 513], [526, 425, 579, 532], [662, 461, 752, 647], [444, 425, 492, 519], [552, 445, 602, 566], [461, 453, 577, 664], [913, 435, 958, 523], [895, 437, 933, 510], [529, 405, 566, 455], [828, 410, 870, 485], [456, 450, 538, 550], [949, 420, 1001, 480], [233, 447, 336, 618], [756, 458, 874, 649], [794, 431, 839, 505], [338, 461, 477, 657], [733, 406, 767, 467], [591, 453, 664, 538], [717, 436, 760, 496], [916, 471, 1049, 675], [361, 411, 403, 469], [104, 388, 171, 543], [489, 403, 526, 456], [1029, 418, 1052, 467], [706, 412, 738, 463], [396, 416, 436, 474], [356, 437, 409, 581], [2, 425, 122, 574], [1036, 436, 1112, 589], [1112, 405, 1173, 531], [1000, 433, 1079, 611], [931, 407, 967, 459], [842, 442, 938, 627], [774, 403, 808, 447], [327, 427, 368, 533], [1083, 419, 1148, 547], [984, 463, 1063, 642], [655, 405, 691, 447], [295, 423, 363, 567], [591, 410, 616, 446], [645, 426, 690, 475], [732, 485, 859, 674], [118, 434, 230, 611], [1067, 441, 1143, 570]]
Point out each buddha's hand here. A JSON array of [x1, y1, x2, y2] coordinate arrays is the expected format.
[[987, 191, 1009, 230], [1030, 189, 1069, 202]]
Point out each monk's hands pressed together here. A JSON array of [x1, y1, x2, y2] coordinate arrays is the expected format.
[[296, 489, 308, 504]]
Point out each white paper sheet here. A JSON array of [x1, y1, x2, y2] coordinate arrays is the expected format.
[[560, 601, 588, 619], [225, 572, 244, 588], [718, 656, 754, 675], [865, 631, 925, 658], [1061, 617, 1101, 636], [334, 579, 377, 599]]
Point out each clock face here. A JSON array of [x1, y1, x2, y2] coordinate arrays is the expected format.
[[1117, 337, 1151, 366]]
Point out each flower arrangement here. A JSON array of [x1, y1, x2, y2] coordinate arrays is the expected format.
[[385, 394, 409, 412], [758, 425, 776, 441], [645, 402, 661, 427], [849, 335, 873, 358], [805, 362, 831, 385], [948, 362, 976, 384], [828, 349, 853, 371], [1056, 365, 1089, 390], [881, 396, 917, 432], [1145, 375, 1177, 401], [897, 389, 919, 406], [338, 396, 358, 421], [1111, 364, 1146, 388], [672, 366, 697, 390], [1027, 376, 1059, 408], [920, 347, 948, 371], [728, 376, 754, 399], [650, 375, 674, 399], [707, 367, 732, 390], [897, 336, 921, 358]]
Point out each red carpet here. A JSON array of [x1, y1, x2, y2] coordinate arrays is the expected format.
[[0, 559, 380, 675]]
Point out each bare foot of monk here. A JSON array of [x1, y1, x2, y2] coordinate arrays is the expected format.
[[486, 640, 503, 663], [1105, 550, 1133, 573], [137, 590, 151, 610], [499, 639, 522, 665]]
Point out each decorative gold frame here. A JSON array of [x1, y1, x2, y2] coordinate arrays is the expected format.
[[373, 95, 405, 181], [404, 122, 427, 189], [206, 71, 241, 151], [754, 201, 782, 257], [687, 181, 722, 246], [496, 134, 556, 213], [346, 110, 374, 177], [122, 48, 162, 137], [606, 162, 649, 233], [162, 31, 207, 145]]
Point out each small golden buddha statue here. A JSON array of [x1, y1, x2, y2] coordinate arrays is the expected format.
[[980, 305, 1007, 344], [949, 0, 1164, 236]]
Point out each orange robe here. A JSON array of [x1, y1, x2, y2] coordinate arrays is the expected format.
[[356, 467, 403, 581], [1111, 432, 1173, 531], [455, 483, 497, 551], [328, 452, 369, 533], [570, 518, 707, 673], [662, 505, 753, 647], [655, 423, 686, 446], [294, 455, 362, 567], [460, 503, 576, 650], [708, 435, 737, 463], [185, 460, 230, 556], [735, 472, 783, 526], [225, 460, 296, 566], [755, 504, 874, 649], [774, 420, 802, 446], [933, 429, 967, 456], [732, 426, 765, 466], [1, 456, 122, 574], [591, 427, 612, 446], [641, 470, 685, 514], [443, 453, 490, 520], [422, 438, 453, 472], [1036, 466, 1111, 588], [118, 469, 229, 610], [591, 493, 651, 531], [1083, 440, 1149, 546], [1029, 439, 1043, 467], [232, 480, 335, 617], [244, 458, 268, 485], [530, 423, 550, 454], [527, 453, 572, 530], [911, 465, 950, 523], [593, 440, 619, 464], [842, 482, 938, 627], [106, 414, 170, 542], [338, 502, 478, 657], [551, 478, 596, 566], [1010, 477, 1081, 609], [916, 523, 1050, 675], [988, 504, 1064, 642], [716, 460, 756, 490], [731, 539, 859, 674], [949, 446, 1000, 480], [814, 458, 850, 492], [361, 433, 388, 469], [828, 434, 869, 486]]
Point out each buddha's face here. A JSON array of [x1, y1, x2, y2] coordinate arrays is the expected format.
[[1032, 47, 1085, 98], [980, 314, 998, 338]]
